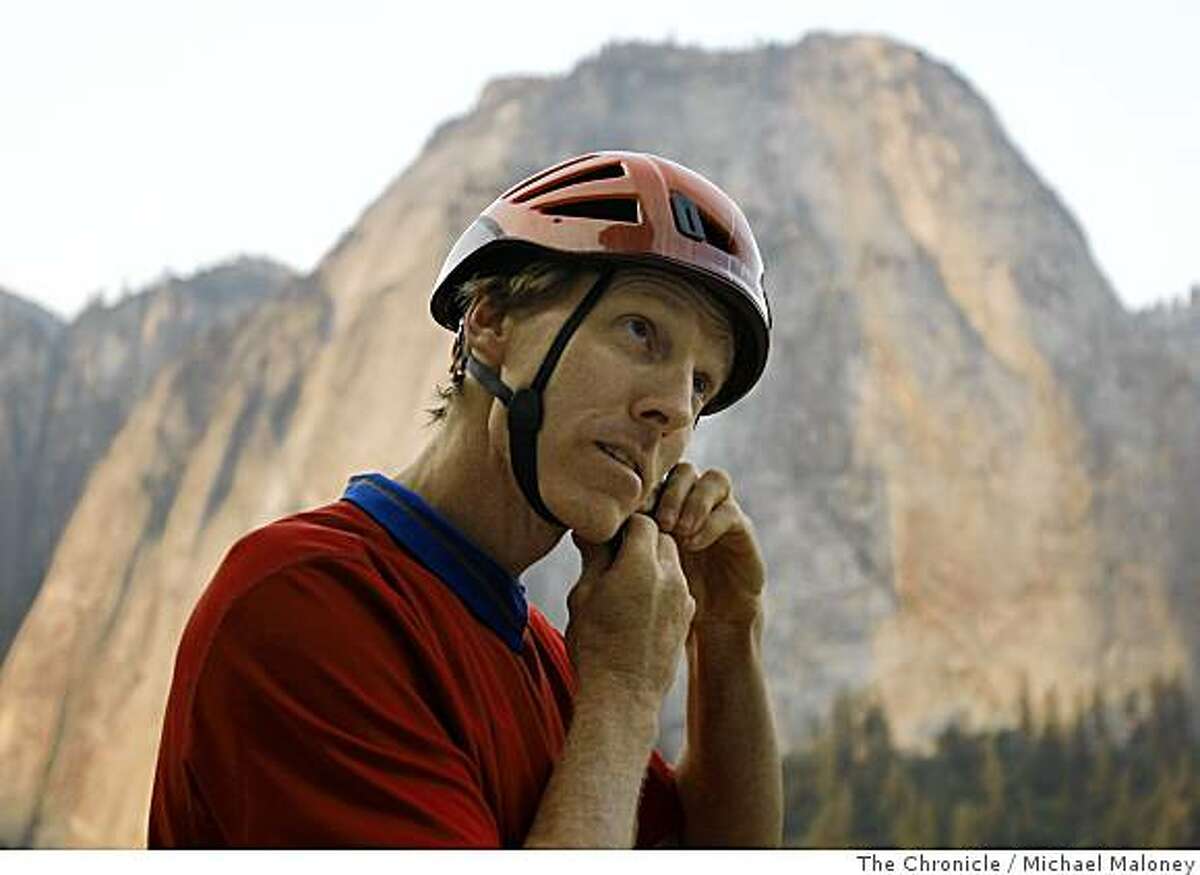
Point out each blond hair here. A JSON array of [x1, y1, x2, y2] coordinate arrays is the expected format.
[[426, 259, 579, 424]]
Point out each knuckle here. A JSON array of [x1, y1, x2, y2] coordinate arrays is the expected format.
[[737, 506, 754, 530], [619, 519, 650, 555], [672, 461, 697, 478], [701, 467, 732, 490], [629, 513, 655, 535], [658, 532, 680, 560], [661, 478, 687, 502]]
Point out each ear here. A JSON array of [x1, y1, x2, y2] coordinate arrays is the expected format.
[[463, 295, 509, 367]]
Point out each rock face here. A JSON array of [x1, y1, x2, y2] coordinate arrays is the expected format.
[[0, 35, 1197, 847], [0, 291, 64, 662], [0, 258, 299, 665]]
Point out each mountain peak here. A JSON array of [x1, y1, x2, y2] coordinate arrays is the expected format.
[[0, 285, 65, 337]]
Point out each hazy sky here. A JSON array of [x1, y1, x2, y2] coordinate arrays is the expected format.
[[2, 1, 1195, 318]]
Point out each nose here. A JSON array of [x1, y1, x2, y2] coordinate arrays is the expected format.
[[631, 365, 695, 434]]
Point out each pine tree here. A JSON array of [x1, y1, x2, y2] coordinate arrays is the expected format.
[[1033, 689, 1066, 796], [1060, 713, 1090, 845], [1101, 770, 1135, 847], [857, 703, 894, 847], [885, 763, 938, 847], [978, 734, 1008, 847], [1087, 684, 1118, 844], [781, 677, 1200, 850], [804, 783, 855, 848], [951, 802, 985, 848], [1146, 765, 1189, 847]]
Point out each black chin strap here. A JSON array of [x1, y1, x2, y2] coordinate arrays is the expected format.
[[466, 267, 616, 528]]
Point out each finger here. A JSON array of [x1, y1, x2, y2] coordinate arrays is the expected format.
[[678, 499, 742, 552], [612, 513, 658, 569], [653, 463, 697, 532], [675, 468, 732, 537], [656, 527, 682, 569]]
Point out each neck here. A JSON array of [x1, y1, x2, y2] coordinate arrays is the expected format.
[[393, 392, 565, 577]]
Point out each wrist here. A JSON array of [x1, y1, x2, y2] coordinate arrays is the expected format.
[[527, 674, 662, 849], [574, 669, 663, 741], [691, 600, 763, 641], [687, 614, 764, 677]]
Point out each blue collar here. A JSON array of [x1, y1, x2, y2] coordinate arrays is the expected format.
[[341, 472, 528, 652]]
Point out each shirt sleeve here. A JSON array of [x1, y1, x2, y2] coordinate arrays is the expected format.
[[636, 749, 685, 848], [185, 561, 500, 847]]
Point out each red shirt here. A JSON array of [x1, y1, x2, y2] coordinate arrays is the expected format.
[[149, 473, 682, 847]]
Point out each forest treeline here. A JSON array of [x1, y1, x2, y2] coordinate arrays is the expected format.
[[784, 678, 1199, 848]]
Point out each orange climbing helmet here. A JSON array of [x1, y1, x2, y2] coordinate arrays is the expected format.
[[430, 151, 771, 414]]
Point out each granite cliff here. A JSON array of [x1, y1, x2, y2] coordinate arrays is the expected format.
[[0, 35, 1196, 846], [0, 290, 63, 660], [0, 259, 299, 664]]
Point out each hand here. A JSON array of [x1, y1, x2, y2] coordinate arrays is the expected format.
[[566, 514, 694, 705], [651, 464, 765, 629]]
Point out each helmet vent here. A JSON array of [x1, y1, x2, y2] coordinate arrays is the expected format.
[[512, 162, 626, 203], [539, 198, 640, 224], [670, 191, 736, 255], [697, 211, 735, 255]]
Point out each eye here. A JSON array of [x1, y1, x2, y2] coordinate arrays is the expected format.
[[693, 372, 712, 401], [623, 316, 654, 347]]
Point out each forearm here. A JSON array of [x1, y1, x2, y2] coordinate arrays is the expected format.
[[523, 678, 660, 848], [675, 613, 782, 847]]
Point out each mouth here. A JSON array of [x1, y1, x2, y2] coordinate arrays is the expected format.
[[595, 442, 644, 484]]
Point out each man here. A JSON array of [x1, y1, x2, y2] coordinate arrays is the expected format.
[[149, 151, 781, 848]]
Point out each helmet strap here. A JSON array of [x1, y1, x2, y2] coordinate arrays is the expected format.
[[464, 266, 616, 529]]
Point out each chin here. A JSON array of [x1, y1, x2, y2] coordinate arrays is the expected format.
[[550, 488, 630, 544]]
